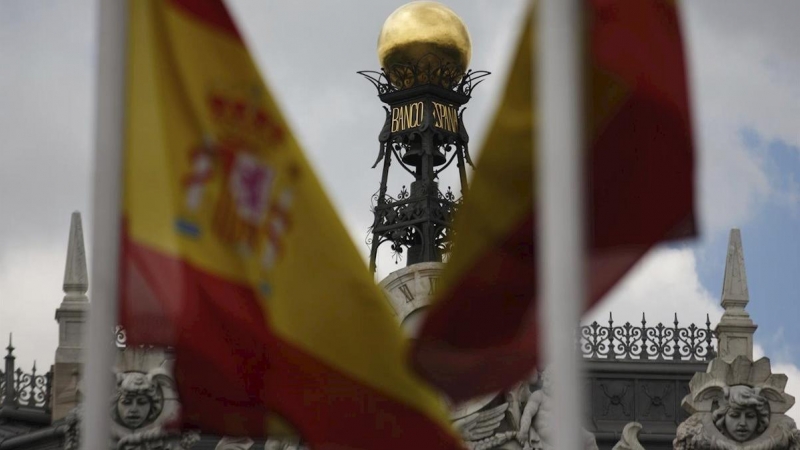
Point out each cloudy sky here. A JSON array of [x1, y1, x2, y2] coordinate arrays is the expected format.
[[1, 0, 799, 421]]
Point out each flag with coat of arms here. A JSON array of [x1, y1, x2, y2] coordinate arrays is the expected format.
[[119, 1, 462, 448]]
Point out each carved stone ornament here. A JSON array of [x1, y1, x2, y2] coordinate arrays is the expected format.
[[453, 401, 515, 450], [513, 368, 599, 450], [445, 373, 525, 449], [65, 348, 200, 450], [612, 422, 646, 450], [674, 356, 800, 450], [445, 368, 599, 450]]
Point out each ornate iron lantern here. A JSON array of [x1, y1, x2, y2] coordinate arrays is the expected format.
[[360, 2, 489, 272]]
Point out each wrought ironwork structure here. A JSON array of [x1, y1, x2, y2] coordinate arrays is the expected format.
[[580, 313, 717, 449], [360, 55, 489, 271], [359, 54, 489, 95], [0, 335, 52, 411], [580, 312, 716, 361]]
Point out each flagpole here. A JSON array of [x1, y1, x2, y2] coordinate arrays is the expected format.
[[82, 1, 127, 449], [537, 0, 584, 449]]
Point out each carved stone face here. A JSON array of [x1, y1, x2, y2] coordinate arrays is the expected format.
[[117, 394, 152, 429], [724, 406, 759, 442], [712, 385, 770, 443], [113, 371, 165, 430]]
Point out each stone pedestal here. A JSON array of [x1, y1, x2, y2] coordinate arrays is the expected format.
[[53, 302, 87, 420], [716, 320, 757, 362]]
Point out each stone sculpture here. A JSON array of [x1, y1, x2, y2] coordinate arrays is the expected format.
[[110, 350, 199, 449], [612, 422, 646, 450], [515, 368, 599, 450], [713, 385, 770, 442], [453, 401, 515, 450], [439, 367, 601, 450], [674, 356, 800, 450], [64, 348, 200, 450], [113, 371, 165, 430]]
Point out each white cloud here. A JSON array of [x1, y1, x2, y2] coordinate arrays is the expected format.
[[773, 362, 800, 423], [681, 1, 800, 232], [683, 2, 800, 145], [754, 344, 800, 423], [754, 343, 767, 360], [585, 247, 722, 328]]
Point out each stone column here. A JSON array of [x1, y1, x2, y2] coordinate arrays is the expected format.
[[53, 212, 89, 421], [714, 229, 757, 362]]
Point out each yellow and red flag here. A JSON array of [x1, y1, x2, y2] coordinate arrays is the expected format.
[[119, 1, 461, 447], [411, 0, 696, 401]]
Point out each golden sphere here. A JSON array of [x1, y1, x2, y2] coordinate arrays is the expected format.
[[377, 2, 472, 75]]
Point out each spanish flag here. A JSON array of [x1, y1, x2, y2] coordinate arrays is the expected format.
[[119, 1, 461, 447], [411, 0, 696, 401]]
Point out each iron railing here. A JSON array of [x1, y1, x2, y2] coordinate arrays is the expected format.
[[580, 313, 716, 361], [0, 336, 52, 410]]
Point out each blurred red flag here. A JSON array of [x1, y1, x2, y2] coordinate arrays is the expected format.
[[411, 0, 696, 402]]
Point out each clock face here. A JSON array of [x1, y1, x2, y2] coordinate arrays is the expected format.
[[378, 262, 444, 333]]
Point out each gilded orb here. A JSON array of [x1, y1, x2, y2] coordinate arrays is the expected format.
[[377, 2, 472, 78]]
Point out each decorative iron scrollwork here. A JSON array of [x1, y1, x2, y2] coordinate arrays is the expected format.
[[15, 363, 50, 408], [368, 183, 460, 266], [358, 54, 490, 96], [363, 56, 482, 272], [580, 313, 716, 361], [1, 341, 52, 410]]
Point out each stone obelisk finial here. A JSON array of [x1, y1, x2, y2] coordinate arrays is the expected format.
[[53, 211, 89, 421], [714, 229, 757, 362], [63, 211, 88, 302]]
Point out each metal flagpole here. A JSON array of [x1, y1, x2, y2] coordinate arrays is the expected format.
[[537, 0, 584, 449], [81, 1, 127, 448]]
